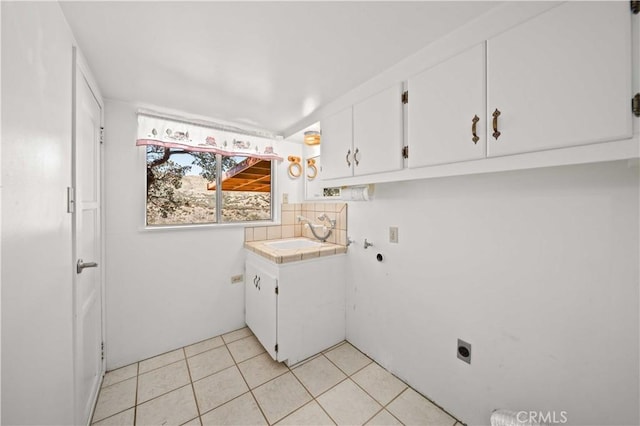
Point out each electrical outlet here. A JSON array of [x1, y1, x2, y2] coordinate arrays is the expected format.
[[282, 193, 289, 204], [231, 274, 244, 284], [457, 339, 471, 364], [389, 226, 399, 243]]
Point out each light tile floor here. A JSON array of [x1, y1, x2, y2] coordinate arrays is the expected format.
[[92, 327, 462, 426]]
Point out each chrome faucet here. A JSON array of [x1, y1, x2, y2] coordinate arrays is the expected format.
[[297, 214, 335, 242], [317, 213, 336, 228]]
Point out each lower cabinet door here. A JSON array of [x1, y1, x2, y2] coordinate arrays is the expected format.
[[245, 261, 278, 360]]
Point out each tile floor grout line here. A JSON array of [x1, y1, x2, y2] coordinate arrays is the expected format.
[[247, 390, 271, 426], [321, 340, 348, 355], [137, 357, 186, 378], [137, 347, 186, 371], [198, 390, 256, 420], [292, 355, 350, 425], [285, 352, 322, 370], [362, 406, 387, 425], [225, 335, 267, 365], [222, 338, 270, 425], [233, 337, 315, 425], [183, 347, 204, 423], [311, 390, 340, 425], [188, 345, 238, 383], [297, 364, 350, 401], [278, 399, 338, 426], [96, 331, 460, 426], [134, 361, 139, 426], [322, 346, 372, 380], [349, 374, 390, 410], [285, 359, 340, 425], [347, 365, 405, 412], [185, 341, 226, 359], [383, 386, 407, 409], [318, 347, 407, 425], [134, 383, 195, 423], [99, 368, 138, 390], [343, 340, 462, 424], [91, 405, 136, 425], [230, 346, 267, 365], [221, 325, 251, 337], [388, 381, 462, 425], [135, 362, 192, 407], [225, 332, 261, 347], [386, 410, 406, 426]]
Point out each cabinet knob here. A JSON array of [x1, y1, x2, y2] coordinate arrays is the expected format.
[[345, 149, 352, 167], [354, 148, 360, 166], [492, 109, 501, 140], [471, 115, 480, 144]]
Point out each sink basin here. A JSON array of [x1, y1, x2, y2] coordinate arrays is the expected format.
[[265, 238, 323, 250]]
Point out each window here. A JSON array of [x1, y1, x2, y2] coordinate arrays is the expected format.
[[138, 114, 280, 227]]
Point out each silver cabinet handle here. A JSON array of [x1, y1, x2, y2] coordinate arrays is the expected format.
[[354, 148, 360, 166], [345, 149, 352, 167], [77, 259, 98, 274]]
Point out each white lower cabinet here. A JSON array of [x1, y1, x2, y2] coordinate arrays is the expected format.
[[244, 250, 347, 365], [245, 261, 278, 360]]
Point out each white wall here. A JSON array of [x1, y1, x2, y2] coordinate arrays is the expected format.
[[103, 99, 303, 369], [1, 2, 76, 424], [345, 161, 639, 426]]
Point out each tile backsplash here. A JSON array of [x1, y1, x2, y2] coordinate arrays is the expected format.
[[245, 203, 348, 246]]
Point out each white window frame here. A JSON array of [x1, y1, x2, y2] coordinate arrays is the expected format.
[[139, 116, 277, 229]]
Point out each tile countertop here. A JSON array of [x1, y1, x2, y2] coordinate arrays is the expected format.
[[244, 238, 347, 264]]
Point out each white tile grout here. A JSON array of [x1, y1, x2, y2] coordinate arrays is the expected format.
[[93, 330, 462, 426]]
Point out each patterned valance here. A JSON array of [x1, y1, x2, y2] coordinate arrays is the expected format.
[[136, 114, 282, 161]]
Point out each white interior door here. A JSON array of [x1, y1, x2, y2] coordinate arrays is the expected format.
[[73, 56, 103, 425]]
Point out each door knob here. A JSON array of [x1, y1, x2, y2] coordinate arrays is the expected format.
[[77, 259, 98, 274]]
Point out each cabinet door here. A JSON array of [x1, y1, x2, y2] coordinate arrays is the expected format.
[[245, 262, 278, 360], [321, 107, 353, 180], [487, 2, 632, 157], [353, 83, 404, 176], [408, 43, 486, 167]]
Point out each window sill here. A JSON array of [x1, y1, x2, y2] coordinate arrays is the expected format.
[[141, 221, 279, 232]]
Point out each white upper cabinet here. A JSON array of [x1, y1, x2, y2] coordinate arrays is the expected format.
[[321, 106, 353, 180], [408, 43, 486, 167], [319, 2, 635, 184], [352, 83, 404, 176], [486, 1, 632, 157], [321, 83, 404, 180]]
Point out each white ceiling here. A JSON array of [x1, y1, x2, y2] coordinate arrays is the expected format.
[[60, 1, 498, 135]]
